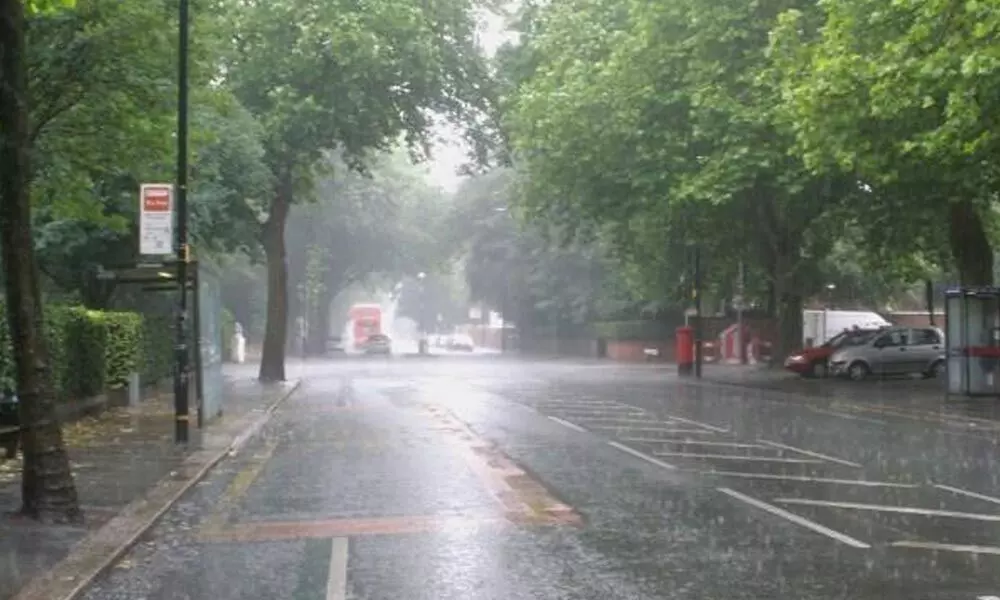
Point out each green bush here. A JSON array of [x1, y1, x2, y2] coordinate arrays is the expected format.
[[0, 303, 151, 400], [0, 304, 69, 396], [62, 308, 110, 397], [99, 311, 144, 388], [141, 314, 173, 384]]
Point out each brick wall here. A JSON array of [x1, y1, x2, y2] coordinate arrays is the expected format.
[[606, 340, 676, 362]]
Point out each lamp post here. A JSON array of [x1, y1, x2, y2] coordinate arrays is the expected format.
[[173, 0, 191, 444], [694, 246, 703, 378], [417, 272, 428, 354]]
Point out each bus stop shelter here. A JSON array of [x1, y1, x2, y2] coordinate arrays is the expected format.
[[97, 259, 224, 426]]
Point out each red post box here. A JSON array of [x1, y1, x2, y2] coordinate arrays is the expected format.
[[676, 326, 694, 376]]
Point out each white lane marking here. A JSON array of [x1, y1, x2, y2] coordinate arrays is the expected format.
[[630, 440, 769, 449], [807, 406, 887, 425], [534, 403, 624, 411], [892, 541, 1000, 557], [549, 416, 588, 433], [774, 498, 1000, 521], [560, 413, 649, 421], [660, 414, 729, 433], [934, 484, 1000, 507], [718, 487, 870, 548], [614, 432, 717, 440], [654, 452, 823, 464], [977, 595, 1000, 600], [326, 537, 349, 600], [758, 439, 862, 468], [589, 425, 714, 433], [696, 471, 918, 488], [608, 441, 677, 470]]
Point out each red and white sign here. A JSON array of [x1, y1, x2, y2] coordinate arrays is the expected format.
[[139, 183, 174, 256]]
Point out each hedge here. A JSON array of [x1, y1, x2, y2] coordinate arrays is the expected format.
[[0, 303, 166, 400]]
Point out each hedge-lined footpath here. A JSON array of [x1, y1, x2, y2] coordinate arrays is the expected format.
[[0, 304, 173, 400]]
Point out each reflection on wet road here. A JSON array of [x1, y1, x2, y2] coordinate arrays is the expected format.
[[80, 358, 1000, 599]]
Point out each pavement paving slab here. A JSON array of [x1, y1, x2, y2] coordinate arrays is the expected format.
[[0, 366, 301, 600]]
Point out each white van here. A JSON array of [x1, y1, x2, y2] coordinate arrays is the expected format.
[[803, 310, 891, 347]]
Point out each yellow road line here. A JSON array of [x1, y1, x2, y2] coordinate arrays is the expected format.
[[200, 440, 279, 532]]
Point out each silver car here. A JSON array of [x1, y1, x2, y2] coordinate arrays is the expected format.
[[829, 326, 945, 381]]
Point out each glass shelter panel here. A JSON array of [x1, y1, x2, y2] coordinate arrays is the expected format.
[[944, 288, 1000, 397]]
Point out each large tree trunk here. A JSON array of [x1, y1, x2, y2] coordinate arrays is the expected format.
[[774, 286, 804, 366], [949, 199, 994, 286], [0, 0, 81, 523], [258, 176, 292, 382]]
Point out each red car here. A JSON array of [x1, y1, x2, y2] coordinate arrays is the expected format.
[[784, 328, 881, 378]]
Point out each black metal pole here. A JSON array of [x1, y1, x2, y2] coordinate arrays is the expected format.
[[738, 260, 748, 364], [193, 269, 204, 428], [694, 246, 703, 378], [926, 279, 936, 327], [173, 0, 190, 444]]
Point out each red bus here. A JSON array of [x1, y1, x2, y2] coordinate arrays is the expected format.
[[348, 304, 382, 347]]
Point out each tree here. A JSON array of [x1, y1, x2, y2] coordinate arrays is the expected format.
[[771, 0, 1000, 285], [456, 168, 638, 333], [0, 0, 81, 522], [25, 0, 269, 306], [222, 0, 486, 381], [285, 150, 452, 354], [504, 0, 861, 359]]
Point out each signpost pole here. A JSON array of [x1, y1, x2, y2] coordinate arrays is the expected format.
[[173, 0, 191, 444], [694, 247, 703, 378], [737, 260, 747, 364]]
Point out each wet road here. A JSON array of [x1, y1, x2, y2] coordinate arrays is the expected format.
[[81, 358, 1000, 599]]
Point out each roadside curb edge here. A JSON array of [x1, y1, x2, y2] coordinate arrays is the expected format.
[[12, 378, 303, 600]]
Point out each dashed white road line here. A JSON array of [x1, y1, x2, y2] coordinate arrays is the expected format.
[[697, 471, 918, 488], [534, 402, 623, 409], [718, 487, 870, 549], [326, 537, 349, 600], [612, 431, 718, 440], [977, 595, 1000, 600], [934, 484, 1000, 507], [774, 498, 1000, 521], [549, 416, 588, 433], [561, 415, 650, 423], [807, 407, 888, 425], [660, 414, 729, 433], [891, 541, 1000, 557], [758, 439, 863, 468], [589, 425, 714, 434], [632, 440, 769, 449], [655, 452, 823, 464], [608, 441, 678, 470]]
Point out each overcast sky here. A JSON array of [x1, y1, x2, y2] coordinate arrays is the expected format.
[[423, 8, 515, 193]]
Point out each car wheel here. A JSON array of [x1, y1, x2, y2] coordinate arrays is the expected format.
[[809, 361, 828, 378], [925, 359, 946, 379], [847, 361, 870, 381]]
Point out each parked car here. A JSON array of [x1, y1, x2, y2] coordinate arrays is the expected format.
[[828, 326, 946, 381], [326, 336, 346, 353], [446, 334, 475, 352], [784, 328, 882, 378], [360, 334, 392, 355]]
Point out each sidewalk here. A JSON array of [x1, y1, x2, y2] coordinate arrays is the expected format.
[[0, 365, 300, 600]]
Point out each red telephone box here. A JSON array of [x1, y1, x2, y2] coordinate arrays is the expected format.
[[676, 326, 694, 376]]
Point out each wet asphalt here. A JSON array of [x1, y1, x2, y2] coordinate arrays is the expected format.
[[80, 357, 1000, 599]]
